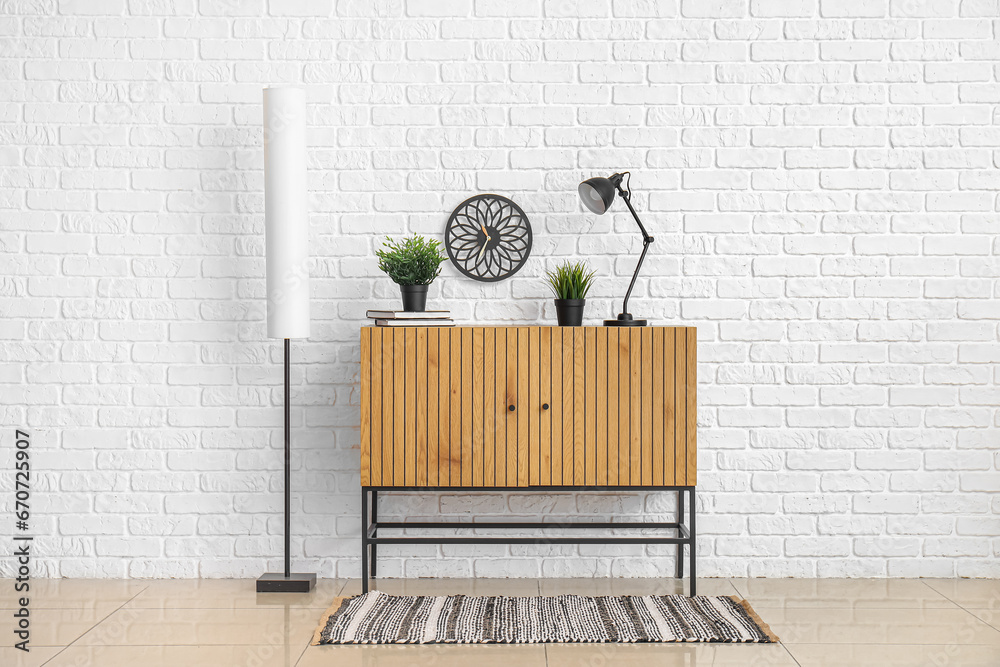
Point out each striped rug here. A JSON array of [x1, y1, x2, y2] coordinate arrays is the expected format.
[[312, 591, 778, 645]]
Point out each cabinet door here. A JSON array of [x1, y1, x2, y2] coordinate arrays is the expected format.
[[528, 326, 697, 488], [361, 327, 514, 488]]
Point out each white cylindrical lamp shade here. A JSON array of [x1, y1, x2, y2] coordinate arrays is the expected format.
[[264, 86, 310, 339]]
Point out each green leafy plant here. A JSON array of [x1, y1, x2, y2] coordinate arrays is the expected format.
[[376, 234, 447, 286], [545, 261, 596, 300]]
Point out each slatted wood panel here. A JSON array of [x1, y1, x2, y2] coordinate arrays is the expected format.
[[436, 328, 450, 486], [360, 326, 697, 488], [539, 327, 551, 486], [461, 327, 473, 487], [473, 327, 485, 488], [673, 328, 685, 487], [617, 329, 630, 485], [651, 328, 664, 487], [585, 327, 597, 486], [493, 327, 506, 486], [665, 328, 676, 485], [517, 328, 529, 487], [404, 328, 416, 486], [550, 327, 563, 485], [449, 329, 462, 486], [528, 327, 540, 486], [392, 329, 404, 485], [427, 328, 439, 486], [506, 328, 518, 486], [686, 327, 698, 485], [360, 330, 371, 486], [595, 327, 608, 486], [572, 328, 585, 485], [416, 328, 427, 486], [560, 328, 573, 486], [606, 327, 619, 485], [641, 327, 653, 487], [376, 326, 389, 487]]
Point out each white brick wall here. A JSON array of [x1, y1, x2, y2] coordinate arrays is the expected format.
[[1, 0, 998, 580]]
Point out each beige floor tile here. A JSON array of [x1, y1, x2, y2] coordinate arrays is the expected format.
[[786, 643, 1000, 667], [924, 578, 1000, 609], [731, 578, 959, 609], [545, 643, 798, 666], [42, 644, 309, 667], [122, 578, 345, 609], [0, 647, 62, 667], [965, 608, 1000, 631], [20, 608, 117, 646], [340, 577, 541, 597], [538, 577, 740, 597], [756, 606, 1000, 645], [0, 579, 148, 610], [297, 644, 547, 667], [74, 606, 321, 647]]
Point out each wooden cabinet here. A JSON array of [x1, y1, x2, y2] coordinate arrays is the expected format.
[[360, 326, 697, 488]]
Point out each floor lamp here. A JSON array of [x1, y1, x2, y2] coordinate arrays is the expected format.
[[257, 86, 315, 593]]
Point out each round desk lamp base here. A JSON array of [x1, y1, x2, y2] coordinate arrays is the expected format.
[[605, 313, 647, 327]]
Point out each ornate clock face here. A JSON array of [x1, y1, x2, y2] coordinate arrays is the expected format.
[[444, 194, 532, 282]]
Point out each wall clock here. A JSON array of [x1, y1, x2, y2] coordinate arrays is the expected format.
[[444, 194, 532, 282]]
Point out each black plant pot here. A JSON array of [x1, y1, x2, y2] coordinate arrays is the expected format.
[[554, 298, 585, 326], [400, 284, 428, 312]]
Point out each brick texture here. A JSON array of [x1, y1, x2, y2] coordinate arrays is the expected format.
[[0, 1, 998, 579]]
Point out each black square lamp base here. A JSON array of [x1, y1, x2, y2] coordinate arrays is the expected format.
[[256, 572, 317, 593]]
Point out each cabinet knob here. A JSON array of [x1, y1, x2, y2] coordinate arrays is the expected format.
[[542, 403, 549, 410], [508, 404, 515, 412]]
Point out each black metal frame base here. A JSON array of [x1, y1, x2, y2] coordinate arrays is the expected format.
[[256, 572, 317, 593], [360, 486, 696, 596]]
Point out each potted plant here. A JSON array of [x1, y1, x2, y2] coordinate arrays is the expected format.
[[376, 234, 447, 312], [545, 261, 596, 326]]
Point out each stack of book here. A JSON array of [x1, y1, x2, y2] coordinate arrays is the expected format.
[[366, 310, 454, 327]]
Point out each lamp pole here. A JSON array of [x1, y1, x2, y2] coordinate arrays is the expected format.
[[614, 181, 653, 324], [283, 338, 291, 580]]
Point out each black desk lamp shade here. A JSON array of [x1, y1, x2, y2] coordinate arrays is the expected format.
[[579, 176, 616, 215], [578, 172, 653, 327]]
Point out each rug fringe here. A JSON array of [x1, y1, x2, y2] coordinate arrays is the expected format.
[[312, 596, 352, 646], [731, 596, 780, 643]]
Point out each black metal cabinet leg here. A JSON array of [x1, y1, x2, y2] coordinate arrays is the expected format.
[[676, 489, 685, 580], [689, 487, 697, 597], [370, 490, 378, 579], [361, 487, 369, 594]]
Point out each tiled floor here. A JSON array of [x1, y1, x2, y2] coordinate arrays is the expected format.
[[3, 577, 1000, 666]]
